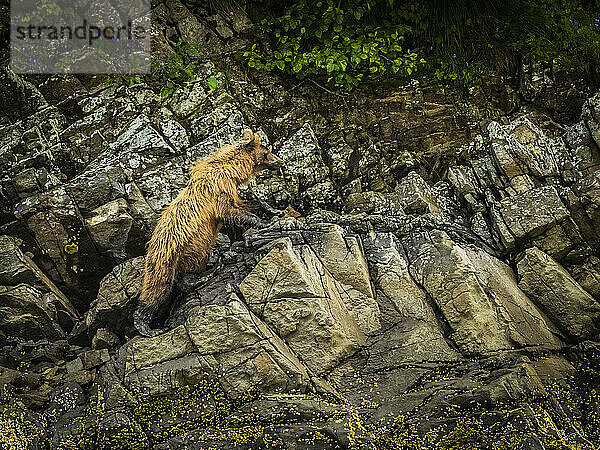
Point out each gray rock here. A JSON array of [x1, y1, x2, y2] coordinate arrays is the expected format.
[[362, 232, 459, 364], [85, 198, 133, 259], [167, 80, 208, 118], [13, 186, 114, 302], [86, 256, 145, 336], [240, 238, 365, 375], [2, 29, 600, 448], [404, 230, 562, 355], [65, 357, 84, 373], [395, 171, 440, 215], [0, 235, 48, 288], [46, 382, 85, 420], [581, 92, 600, 148], [576, 170, 600, 241], [81, 349, 110, 369], [491, 185, 579, 258], [0, 236, 78, 320], [520, 61, 588, 123], [261, 124, 334, 208], [295, 224, 380, 334], [0, 285, 65, 341], [569, 256, 600, 300], [12, 167, 55, 198], [344, 190, 405, 216], [49, 406, 97, 449], [0, 67, 48, 121], [517, 247, 600, 340], [97, 410, 149, 448], [186, 299, 312, 397], [92, 328, 120, 350], [488, 118, 562, 186], [122, 300, 312, 398]]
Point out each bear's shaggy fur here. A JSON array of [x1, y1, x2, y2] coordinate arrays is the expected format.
[[134, 129, 281, 336]]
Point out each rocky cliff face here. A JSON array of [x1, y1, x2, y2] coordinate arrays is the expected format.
[[1, 2, 600, 448]]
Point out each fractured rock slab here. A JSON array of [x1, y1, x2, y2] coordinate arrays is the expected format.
[[517, 247, 600, 340], [404, 230, 562, 356], [491, 185, 580, 258], [122, 300, 311, 398], [240, 237, 366, 375]]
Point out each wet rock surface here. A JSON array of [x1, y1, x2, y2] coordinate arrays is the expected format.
[[1, 2, 600, 448]]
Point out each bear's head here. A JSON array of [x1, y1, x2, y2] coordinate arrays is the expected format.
[[240, 129, 282, 171]]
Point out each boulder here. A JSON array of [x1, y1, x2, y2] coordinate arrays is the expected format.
[[0, 67, 47, 121], [92, 328, 120, 350], [491, 185, 580, 258], [403, 230, 562, 356], [240, 238, 365, 375], [85, 198, 133, 259], [13, 186, 114, 302], [569, 256, 600, 300], [362, 232, 459, 365], [46, 382, 86, 421], [245, 222, 380, 336], [86, 256, 145, 337], [488, 118, 562, 187], [293, 224, 379, 334], [520, 61, 589, 123], [343, 190, 405, 216], [81, 349, 110, 370], [253, 124, 335, 209], [517, 247, 600, 340], [0, 285, 65, 341], [97, 410, 149, 449], [395, 171, 440, 215], [582, 93, 600, 148], [0, 235, 78, 320], [122, 300, 311, 398]]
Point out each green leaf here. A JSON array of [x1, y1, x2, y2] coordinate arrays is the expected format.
[[207, 76, 218, 90]]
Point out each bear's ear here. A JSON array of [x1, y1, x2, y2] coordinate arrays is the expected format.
[[241, 129, 254, 146]]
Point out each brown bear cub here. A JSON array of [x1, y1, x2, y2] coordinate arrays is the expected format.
[[133, 129, 281, 336]]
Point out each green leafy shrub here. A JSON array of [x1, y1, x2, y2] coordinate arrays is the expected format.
[[502, 0, 600, 64], [152, 41, 201, 97], [243, 0, 600, 90], [245, 0, 425, 91], [108, 74, 143, 87]]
